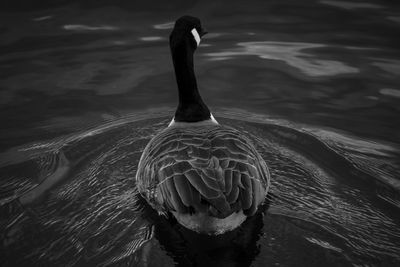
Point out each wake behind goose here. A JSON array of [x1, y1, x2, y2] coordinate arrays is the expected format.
[[136, 16, 270, 234]]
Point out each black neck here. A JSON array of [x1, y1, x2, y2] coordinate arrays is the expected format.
[[171, 39, 210, 122]]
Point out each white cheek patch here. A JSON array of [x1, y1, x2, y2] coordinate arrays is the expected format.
[[191, 28, 201, 46]]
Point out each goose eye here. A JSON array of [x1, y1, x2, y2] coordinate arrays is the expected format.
[[191, 28, 201, 46]]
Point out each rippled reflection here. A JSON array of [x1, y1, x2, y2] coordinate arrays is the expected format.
[[1, 112, 400, 266], [32, 15, 53, 22], [371, 60, 400, 76], [319, 0, 383, 10], [62, 25, 119, 31], [153, 22, 174, 30], [139, 36, 164, 41], [380, 88, 400, 98], [205, 41, 359, 77], [387, 16, 400, 24]]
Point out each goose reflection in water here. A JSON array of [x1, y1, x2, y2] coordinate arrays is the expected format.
[[138, 194, 271, 267]]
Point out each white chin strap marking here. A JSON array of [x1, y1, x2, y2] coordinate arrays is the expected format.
[[191, 28, 201, 46]]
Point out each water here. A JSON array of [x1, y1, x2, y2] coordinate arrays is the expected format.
[[1, 0, 400, 266]]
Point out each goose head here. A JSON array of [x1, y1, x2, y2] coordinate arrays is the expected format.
[[170, 15, 208, 52]]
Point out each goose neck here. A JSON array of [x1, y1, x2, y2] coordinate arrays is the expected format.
[[171, 41, 210, 122]]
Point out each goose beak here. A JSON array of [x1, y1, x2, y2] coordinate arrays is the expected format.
[[200, 30, 208, 37]]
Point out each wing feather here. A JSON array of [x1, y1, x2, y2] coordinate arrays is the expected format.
[[136, 124, 270, 219], [200, 169, 221, 191], [173, 175, 193, 207], [224, 169, 233, 195], [240, 174, 252, 210], [226, 185, 239, 204], [185, 170, 220, 199], [165, 177, 187, 213]]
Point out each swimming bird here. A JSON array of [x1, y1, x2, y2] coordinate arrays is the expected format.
[[136, 15, 270, 235]]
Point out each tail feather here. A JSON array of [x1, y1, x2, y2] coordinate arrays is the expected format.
[[199, 169, 221, 192], [206, 195, 231, 218], [185, 170, 220, 199], [157, 168, 266, 218], [223, 169, 233, 194], [173, 175, 193, 207], [226, 185, 240, 204], [165, 177, 187, 213], [240, 174, 253, 210]]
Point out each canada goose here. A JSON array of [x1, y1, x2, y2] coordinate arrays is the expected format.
[[136, 15, 270, 235]]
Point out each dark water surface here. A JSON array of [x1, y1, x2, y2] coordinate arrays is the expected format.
[[1, 0, 400, 266]]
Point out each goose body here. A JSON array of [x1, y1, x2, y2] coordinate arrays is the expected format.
[[136, 16, 270, 234]]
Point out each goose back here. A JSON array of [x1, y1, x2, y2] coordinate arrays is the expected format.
[[136, 124, 270, 219]]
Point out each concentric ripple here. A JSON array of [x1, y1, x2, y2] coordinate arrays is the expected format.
[[1, 112, 399, 266]]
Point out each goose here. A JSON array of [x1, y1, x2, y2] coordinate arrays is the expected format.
[[136, 15, 270, 235]]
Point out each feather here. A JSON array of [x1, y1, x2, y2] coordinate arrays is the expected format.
[[246, 179, 262, 216], [226, 186, 239, 204], [165, 178, 187, 213], [207, 196, 230, 217], [185, 170, 220, 199], [200, 169, 221, 191], [224, 169, 233, 195], [159, 183, 174, 210], [173, 175, 193, 207], [240, 174, 252, 210]]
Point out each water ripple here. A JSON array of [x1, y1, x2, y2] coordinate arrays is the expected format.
[[153, 22, 174, 30], [1, 112, 399, 266], [139, 36, 164, 41], [33, 16, 53, 22], [319, 0, 383, 10], [205, 41, 359, 77], [62, 25, 119, 31]]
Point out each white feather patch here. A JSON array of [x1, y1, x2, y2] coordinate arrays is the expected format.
[[168, 113, 219, 127], [210, 114, 218, 124], [191, 28, 201, 46]]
